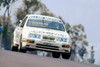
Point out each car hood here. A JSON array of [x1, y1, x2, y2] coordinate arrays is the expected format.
[[24, 27, 70, 38]]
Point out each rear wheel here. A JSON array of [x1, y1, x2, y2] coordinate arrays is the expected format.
[[52, 52, 60, 58]]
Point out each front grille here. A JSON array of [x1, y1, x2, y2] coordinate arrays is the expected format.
[[43, 36, 55, 41], [36, 43, 59, 50]]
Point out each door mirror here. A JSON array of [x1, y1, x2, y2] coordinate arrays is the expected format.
[[20, 20, 22, 23], [19, 16, 27, 27], [19, 20, 22, 26]]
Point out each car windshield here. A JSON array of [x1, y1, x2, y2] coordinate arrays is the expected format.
[[26, 19, 65, 31]]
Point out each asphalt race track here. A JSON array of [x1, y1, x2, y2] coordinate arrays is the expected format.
[[0, 50, 99, 67]]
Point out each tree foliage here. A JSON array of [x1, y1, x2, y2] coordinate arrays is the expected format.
[[16, 8, 26, 25], [41, 12, 55, 17], [0, 0, 3, 6], [24, 0, 38, 8]]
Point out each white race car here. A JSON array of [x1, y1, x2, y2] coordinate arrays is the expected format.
[[11, 15, 72, 59]]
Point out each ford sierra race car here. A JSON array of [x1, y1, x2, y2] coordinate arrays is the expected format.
[[11, 15, 72, 59]]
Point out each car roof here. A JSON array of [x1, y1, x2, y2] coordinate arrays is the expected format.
[[26, 14, 56, 19], [26, 14, 62, 23]]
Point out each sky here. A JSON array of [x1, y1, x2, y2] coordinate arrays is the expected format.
[[42, 0, 100, 64]]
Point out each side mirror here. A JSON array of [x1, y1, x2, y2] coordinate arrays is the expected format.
[[20, 20, 22, 23], [18, 20, 22, 26]]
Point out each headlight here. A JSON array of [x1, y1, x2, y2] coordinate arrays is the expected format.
[[56, 37, 67, 42], [29, 34, 41, 39]]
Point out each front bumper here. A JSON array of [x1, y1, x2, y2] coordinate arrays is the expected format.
[[22, 39, 71, 53]]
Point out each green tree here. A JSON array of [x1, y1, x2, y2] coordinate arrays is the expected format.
[[0, 0, 17, 49]]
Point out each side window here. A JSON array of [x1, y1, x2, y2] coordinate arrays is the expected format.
[[20, 17, 27, 27]]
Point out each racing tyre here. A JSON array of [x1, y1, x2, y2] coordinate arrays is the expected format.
[[19, 35, 27, 53], [11, 35, 18, 52], [11, 46, 18, 52], [52, 52, 60, 58], [62, 52, 71, 59], [19, 48, 27, 53]]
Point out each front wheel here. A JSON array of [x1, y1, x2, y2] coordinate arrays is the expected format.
[[19, 48, 27, 53], [18, 35, 27, 53], [62, 52, 71, 59], [11, 35, 18, 52], [11, 46, 18, 52], [52, 52, 60, 58]]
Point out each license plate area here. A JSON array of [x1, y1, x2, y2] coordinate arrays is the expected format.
[[43, 43, 53, 46]]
